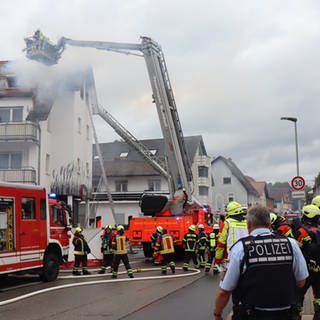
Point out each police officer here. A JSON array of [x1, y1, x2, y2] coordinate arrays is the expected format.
[[72, 227, 91, 276], [213, 205, 308, 320], [296, 204, 320, 319], [182, 224, 199, 271], [154, 228, 175, 274], [98, 224, 114, 274], [197, 224, 208, 268], [111, 225, 134, 279], [214, 201, 248, 267]]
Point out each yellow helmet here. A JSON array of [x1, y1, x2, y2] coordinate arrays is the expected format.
[[270, 213, 278, 225], [75, 227, 82, 233], [227, 201, 242, 216], [189, 224, 196, 232], [312, 195, 320, 208], [105, 224, 112, 230], [117, 225, 124, 231], [302, 204, 320, 219]]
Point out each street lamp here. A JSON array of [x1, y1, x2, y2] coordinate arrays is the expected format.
[[280, 116, 300, 211]]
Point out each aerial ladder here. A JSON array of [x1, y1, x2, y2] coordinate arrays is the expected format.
[[24, 33, 193, 200]]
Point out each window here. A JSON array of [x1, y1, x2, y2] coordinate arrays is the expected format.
[[198, 166, 208, 177], [40, 198, 47, 220], [77, 158, 81, 173], [45, 154, 50, 174], [7, 77, 17, 88], [199, 186, 209, 196], [77, 117, 81, 134], [0, 153, 22, 169], [148, 179, 161, 191], [120, 152, 128, 158], [0, 107, 23, 122], [86, 162, 89, 177], [149, 149, 157, 155], [86, 125, 89, 140], [0, 198, 15, 251], [228, 193, 234, 202], [51, 206, 65, 226], [22, 197, 36, 220], [115, 180, 128, 192], [223, 177, 231, 184]]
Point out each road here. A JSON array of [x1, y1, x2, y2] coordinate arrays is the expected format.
[[0, 257, 229, 320]]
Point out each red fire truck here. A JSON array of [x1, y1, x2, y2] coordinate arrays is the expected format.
[[0, 182, 71, 281]]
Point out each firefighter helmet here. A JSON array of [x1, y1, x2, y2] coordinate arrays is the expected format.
[[198, 224, 204, 229], [117, 225, 124, 231], [302, 204, 320, 219], [105, 224, 112, 230], [157, 226, 163, 233], [226, 201, 242, 216], [312, 195, 320, 209], [75, 227, 82, 233], [270, 213, 278, 225], [189, 224, 196, 232]]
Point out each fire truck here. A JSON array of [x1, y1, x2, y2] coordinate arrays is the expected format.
[[23, 33, 214, 257], [0, 182, 71, 281]]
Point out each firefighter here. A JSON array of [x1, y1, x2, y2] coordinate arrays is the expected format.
[[213, 205, 308, 320], [72, 227, 91, 275], [98, 224, 114, 274], [151, 226, 163, 265], [197, 224, 208, 268], [296, 204, 320, 319], [111, 225, 134, 279], [182, 224, 199, 271], [214, 201, 248, 267], [205, 231, 218, 274], [154, 228, 175, 274], [312, 195, 320, 209], [270, 212, 294, 238]]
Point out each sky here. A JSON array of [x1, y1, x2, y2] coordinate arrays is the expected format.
[[1, 0, 320, 186]]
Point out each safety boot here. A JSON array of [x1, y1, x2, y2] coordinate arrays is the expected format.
[[313, 301, 320, 320], [98, 269, 105, 274], [82, 270, 91, 275], [72, 271, 81, 276]]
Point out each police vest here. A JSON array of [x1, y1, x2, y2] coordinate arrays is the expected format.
[[160, 234, 175, 254], [114, 235, 128, 254], [235, 234, 295, 309], [226, 218, 248, 252]]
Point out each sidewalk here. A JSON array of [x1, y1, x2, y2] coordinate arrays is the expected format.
[[302, 288, 314, 320]]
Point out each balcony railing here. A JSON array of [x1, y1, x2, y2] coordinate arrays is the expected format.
[[0, 122, 39, 142], [0, 168, 37, 184]]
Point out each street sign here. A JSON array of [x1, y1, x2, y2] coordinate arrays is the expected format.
[[291, 191, 306, 199], [291, 176, 305, 191]]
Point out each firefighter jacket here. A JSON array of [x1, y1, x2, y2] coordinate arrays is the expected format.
[[208, 233, 216, 252], [155, 233, 175, 255], [197, 230, 208, 251], [112, 233, 128, 255], [215, 216, 248, 264], [183, 231, 198, 252], [101, 231, 114, 254], [274, 223, 294, 238], [73, 234, 90, 255], [296, 223, 320, 272], [233, 233, 296, 309]]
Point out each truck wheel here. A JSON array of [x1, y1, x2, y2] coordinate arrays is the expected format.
[[41, 253, 59, 282], [142, 242, 153, 258]]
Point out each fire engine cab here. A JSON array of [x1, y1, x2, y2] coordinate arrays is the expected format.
[[0, 182, 71, 281]]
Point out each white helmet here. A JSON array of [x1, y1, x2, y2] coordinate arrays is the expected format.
[[157, 226, 163, 233], [198, 224, 204, 229]]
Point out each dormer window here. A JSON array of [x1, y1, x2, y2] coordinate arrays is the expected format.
[[149, 149, 157, 155], [120, 152, 128, 158]]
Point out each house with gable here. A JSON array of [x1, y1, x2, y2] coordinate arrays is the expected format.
[[211, 156, 260, 212]]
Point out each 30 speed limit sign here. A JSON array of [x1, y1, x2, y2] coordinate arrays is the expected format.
[[291, 176, 305, 191]]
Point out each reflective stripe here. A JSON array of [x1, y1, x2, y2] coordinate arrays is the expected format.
[[115, 235, 127, 254], [226, 218, 248, 252], [160, 235, 174, 254]]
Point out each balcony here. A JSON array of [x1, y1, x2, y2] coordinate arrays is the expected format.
[[0, 168, 37, 184], [0, 122, 39, 142]]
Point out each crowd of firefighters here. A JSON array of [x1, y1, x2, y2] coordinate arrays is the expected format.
[[71, 194, 320, 319]]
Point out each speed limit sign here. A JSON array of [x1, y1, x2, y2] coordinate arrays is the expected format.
[[291, 176, 305, 191]]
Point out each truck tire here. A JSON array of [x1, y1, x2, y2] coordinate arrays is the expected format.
[[142, 242, 153, 258], [41, 253, 59, 282]]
